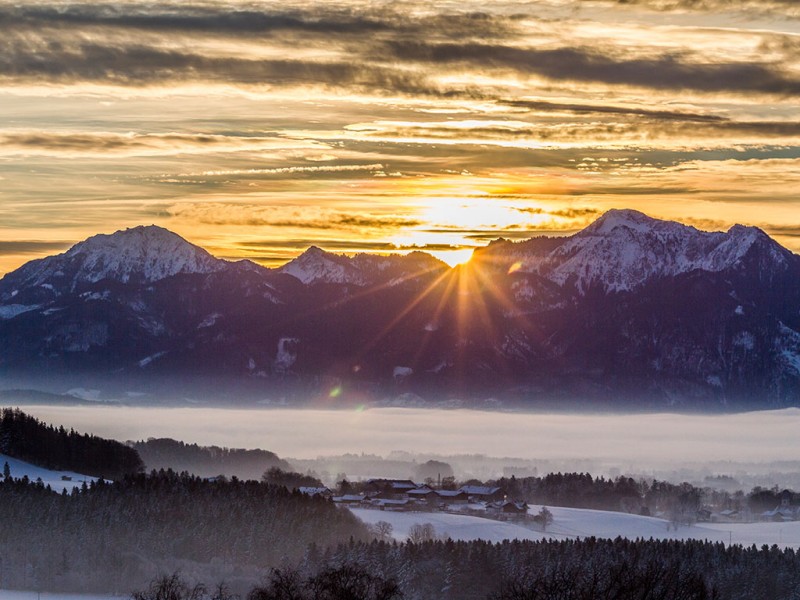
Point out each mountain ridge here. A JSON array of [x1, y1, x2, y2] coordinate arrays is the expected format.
[[1, 210, 798, 409]]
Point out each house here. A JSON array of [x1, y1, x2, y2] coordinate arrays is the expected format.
[[716, 509, 741, 523], [761, 507, 796, 522], [436, 490, 470, 504], [333, 494, 366, 505], [364, 479, 419, 498], [488, 500, 529, 515], [369, 498, 412, 511], [407, 488, 439, 505], [696, 508, 713, 523], [460, 485, 505, 502]]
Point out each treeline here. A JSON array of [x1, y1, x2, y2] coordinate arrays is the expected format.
[[301, 537, 799, 600], [0, 470, 370, 593], [131, 437, 290, 480], [0, 407, 143, 479], [139, 538, 800, 600], [486, 472, 792, 518], [484, 473, 707, 518]]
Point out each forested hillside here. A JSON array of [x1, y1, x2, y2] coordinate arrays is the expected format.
[[299, 537, 799, 600], [131, 437, 290, 479], [0, 407, 143, 479], [0, 471, 370, 592]]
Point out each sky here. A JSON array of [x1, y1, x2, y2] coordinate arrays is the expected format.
[[1, 0, 799, 273]]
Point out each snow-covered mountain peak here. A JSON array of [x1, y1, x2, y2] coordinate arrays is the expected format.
[[481, 210, 791, 293], [279, 247, 448, 285], [2, 225, 225, 292], [62, 225, 225, 284], [582, 208, 662, 235], [279, 247, 363, 285]]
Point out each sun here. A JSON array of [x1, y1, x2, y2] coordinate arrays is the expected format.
[[428, 247, 475, 267]]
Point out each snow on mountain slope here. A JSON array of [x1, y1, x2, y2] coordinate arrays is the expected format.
[[350, 504, 800, 549], [280, 246, 364, 284], [280, 247, 446, 285], [482, 209, 792, 293], [0, 453, 99, 492], [1, 225, 225, 294]]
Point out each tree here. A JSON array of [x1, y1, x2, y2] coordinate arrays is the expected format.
[[413, 459, 453, 483], [261, 467, 323, 491], [248, 569, 306, 600], [3, 461, 10, 480], [307, 565, 402, 600], [371, 520, 394, 542], [131, 573, 206, 600], [537, 507, 553, 532], [248, 566, 402, 600], [407, 522, 437, 544]]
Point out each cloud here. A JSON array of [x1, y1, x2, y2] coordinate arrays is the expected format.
[[502, 99, 726, 123], [187, 164, 385, 177], [0, 131, 322, 157], [0, 240, 73, 255], [380, 41, 800, 96], [3, 2, 797, 104], [1, 4, 519, 39], [584, 0, 800, 17], [344, 118, 800, 150], [760, 223, 800, 237], [461, 229, 575, 240], [237, 239, 469, 252], [0, 39, 446, 96], [168, 203, 422, 230]]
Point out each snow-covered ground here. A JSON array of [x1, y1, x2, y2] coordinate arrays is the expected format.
[[0, 453, 99, 493], [350, 505, 800, 549]]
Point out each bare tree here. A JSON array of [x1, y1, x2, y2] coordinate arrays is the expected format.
[[371, 520, 394, 542], [131, 573, 206, 600], [407, 522, 437, 544]]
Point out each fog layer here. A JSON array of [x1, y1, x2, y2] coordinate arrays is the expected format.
[[15, 406, 800, 468]]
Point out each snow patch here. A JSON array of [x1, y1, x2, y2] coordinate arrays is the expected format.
[[80, 290, 111, 301], [0, 453, 100, 494], [198, 312, 221, 328], [138, 351, 166, 367], [0, 304, 40, 319], [274, 337, 299, 373], [67, 388, 103, 401], [733, 331, 755, 350], [735, 305, 744, 316], [782, 350, 800, 374], [393, 366, 413, 379]]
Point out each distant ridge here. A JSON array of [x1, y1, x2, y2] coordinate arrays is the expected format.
[[0, 210, 798, 409]]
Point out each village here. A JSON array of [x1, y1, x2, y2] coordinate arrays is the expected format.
[[296, 477, 800, 529], [299, 478, 550, 530]]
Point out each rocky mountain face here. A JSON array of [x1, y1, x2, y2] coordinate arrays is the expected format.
[[1, 212, 798, 409]]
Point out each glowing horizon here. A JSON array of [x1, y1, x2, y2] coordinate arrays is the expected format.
[[1, 0, 799, 276]]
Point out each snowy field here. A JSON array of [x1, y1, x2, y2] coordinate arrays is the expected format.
[[350, 506, 800, 549], [0, 593, 121, 600], [0, 453, 99, 493]]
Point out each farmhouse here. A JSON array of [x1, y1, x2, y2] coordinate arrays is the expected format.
[[461, 485, 505, 502], [435, 490, 470, 504]]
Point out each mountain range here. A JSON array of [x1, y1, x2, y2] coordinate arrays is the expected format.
[[1, 209, 798, 409]]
